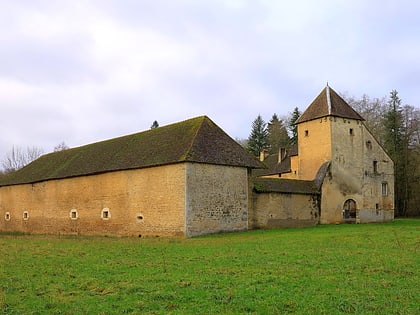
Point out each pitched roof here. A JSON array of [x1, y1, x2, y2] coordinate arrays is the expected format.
[[296, 85, 365, 124], [0, 116, 262, 187], [254, 178, 319, 195], [252, 145, 298, 177]]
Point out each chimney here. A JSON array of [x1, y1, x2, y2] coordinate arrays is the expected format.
[[279, 147, 287, 163], [259, 149, 268, 162]]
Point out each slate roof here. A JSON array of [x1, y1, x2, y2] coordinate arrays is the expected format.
[[254, 178, 319, 195], [296, 85, 365, 124], [0, 116, 262, 187]]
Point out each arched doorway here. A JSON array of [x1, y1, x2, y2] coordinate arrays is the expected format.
[[343, 199, 357, 220]]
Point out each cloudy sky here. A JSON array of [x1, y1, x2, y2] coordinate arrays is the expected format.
[[1, 0, 419, 158]]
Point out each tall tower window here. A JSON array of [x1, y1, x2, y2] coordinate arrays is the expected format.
[[304, 130, 309, 137], [373, 161, 378, 174], [349, 128, 354, 135], [382, 182, 388, 196]]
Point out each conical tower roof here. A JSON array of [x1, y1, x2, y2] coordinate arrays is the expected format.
[[296, 85, 364, 124]]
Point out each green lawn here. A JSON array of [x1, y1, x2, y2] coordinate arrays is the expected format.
[[1, 219, 419, 314]]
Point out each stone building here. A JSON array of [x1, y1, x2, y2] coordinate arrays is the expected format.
[[0, 116, 261, 237], [254, 85, 394, 226], [0, 86, 394, 237]]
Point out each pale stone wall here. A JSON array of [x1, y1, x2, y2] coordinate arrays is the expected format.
[[320, 119, 394, 223], [251, 192, 319, 228], [297, 118, 332, 180], [185, 163, 249, 237], [0, 164, 186, 237]]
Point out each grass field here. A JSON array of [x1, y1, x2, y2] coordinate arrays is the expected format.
[[0, 219, 419, 314]]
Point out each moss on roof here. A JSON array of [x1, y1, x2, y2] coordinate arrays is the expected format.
[[254, 178, 319, 195], [0, 116, 262, 186]]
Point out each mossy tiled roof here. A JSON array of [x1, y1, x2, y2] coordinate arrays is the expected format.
[[297, 85, 365, 124], [0, 116, 261, 186], [254, 178, 319, 195]]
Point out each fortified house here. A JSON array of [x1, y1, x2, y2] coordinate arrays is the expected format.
[[0, 86, 394, 237]]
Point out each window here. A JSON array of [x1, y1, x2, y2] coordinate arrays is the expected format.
[[366, 140, 372, 150], [5, 212, 11, 221], [70, 209, 78, 220], [349, 128, 354, 135], [373, 161, 378, 174], [136, 214, 144, 222], [382, 182, 388, 196], [23, 211, 29, 220], [304, 130, 309, 137], [101, 208, 110, 220]]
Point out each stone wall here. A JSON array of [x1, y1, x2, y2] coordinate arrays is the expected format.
[[319, 118, 395, 224], [0, 164, 186, 237], [297, 118, 332, 180], [251, 192, 319, 228], [185, 163, 249, 237]]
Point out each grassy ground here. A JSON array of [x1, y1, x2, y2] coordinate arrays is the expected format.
[[0, 219, 419, 314]]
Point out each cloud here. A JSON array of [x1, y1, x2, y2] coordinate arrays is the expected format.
[[0, 0, 419, 162]]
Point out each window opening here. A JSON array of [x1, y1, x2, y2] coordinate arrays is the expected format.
[[366, 140, 372, 150], [70, 209, 78, 220], [304, 130, 309, 137], [382, 182, 388, 196], [5, 212, 11, 221], [101, 208, 110, 220], [349, 128, 354, 135], [23, 211, 29, 220], [373, 161, 378, 174]]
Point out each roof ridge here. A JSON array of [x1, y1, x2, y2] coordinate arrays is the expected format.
[[183, 116, 207, 160]]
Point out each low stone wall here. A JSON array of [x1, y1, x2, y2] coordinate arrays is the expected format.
[[359, 209, 395, 223], [250, 192, 320, 229]]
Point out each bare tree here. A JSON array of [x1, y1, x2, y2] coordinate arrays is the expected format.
[[1, 146, 44, 173], [54, 141, 69, 152]]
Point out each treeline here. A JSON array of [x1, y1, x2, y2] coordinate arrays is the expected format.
[[244, 107, 301, 157], [346, 90, 419, 217], [243, 90, 419, 217]]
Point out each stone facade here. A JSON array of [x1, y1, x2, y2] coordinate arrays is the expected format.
[[253, 85, 394, 226], [185, 163, 249, 237], [0, 162, 252, 237], [250, 192, 319, 228], [0, 164, 186, 237], [319, 118, 394, 223]]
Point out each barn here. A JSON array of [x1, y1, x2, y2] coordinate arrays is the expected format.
[[0, 116, 261, 237]]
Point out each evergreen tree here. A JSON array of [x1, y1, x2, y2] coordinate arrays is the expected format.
[[267, 113, 290, 154], [288, 107, 301, 146], [383, 90, 405, 216], [247, 115, 268, 157]]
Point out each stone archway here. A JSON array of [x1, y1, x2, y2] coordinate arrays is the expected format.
[[343, 199, 357, 220]]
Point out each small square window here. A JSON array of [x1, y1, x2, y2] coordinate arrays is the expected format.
[[349, 128, 354, 135], [101, 208, 110, 220], [23, 211, 29, 220], [304, 130, 309, 137], [5, 212, 11, 221], [70, 209, 78, 220]]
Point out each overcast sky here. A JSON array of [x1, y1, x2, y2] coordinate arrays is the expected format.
[[1, 0, 419, 158]]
